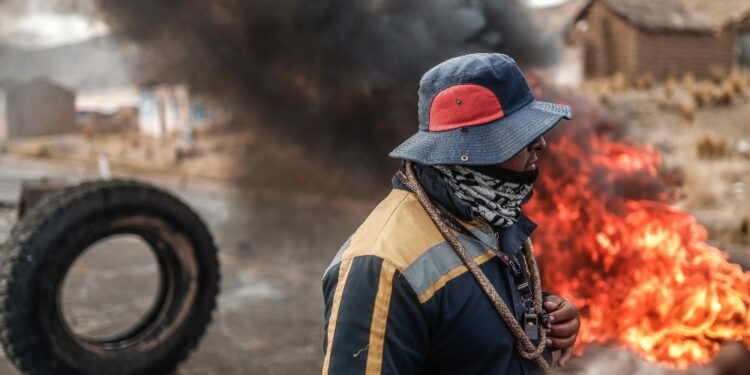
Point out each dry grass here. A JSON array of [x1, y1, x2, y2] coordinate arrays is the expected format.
[[696, 134, 729, 159], [583, 70, 750, 111], [581, 71, 750, 135], [682, 73, 696, 92], [727, 71, 749, 95], [634, 73, 655, 90], [716, 81, 737, 106], [656, 94, 670, 110], [636, 71, 745, 109], [610, 72, 628, 92], [735, 216, 750, 244], [664, 77, 677, 98], [82, 126, 96, 140], [678, 97, 696, 122], [691, 82, 715, 107], [709, 65, 728, 84]]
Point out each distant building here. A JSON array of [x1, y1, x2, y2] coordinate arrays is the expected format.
[[0, 78, 76, 141], [569, 0, 750, 80], [138, 84, 191, 139]]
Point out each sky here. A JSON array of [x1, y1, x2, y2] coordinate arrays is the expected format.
[[0, 0, 570, 49], [528, 0, 570, 7], [0, 0, 105, 49], [0, 13, 108, 48]]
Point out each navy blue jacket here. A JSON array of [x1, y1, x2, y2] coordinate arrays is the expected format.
[[322, 171, 549, 374]]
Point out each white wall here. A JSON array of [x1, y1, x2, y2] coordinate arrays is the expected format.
[[0, 90, 7, 141]]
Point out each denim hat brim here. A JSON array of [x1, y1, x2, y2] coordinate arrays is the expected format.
[[389, 100, 572, 165]]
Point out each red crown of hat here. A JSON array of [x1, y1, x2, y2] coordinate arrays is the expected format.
[[429, 84, 505, 132]]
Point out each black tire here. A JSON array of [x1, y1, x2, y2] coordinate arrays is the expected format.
[[0, 180, 220, 375]]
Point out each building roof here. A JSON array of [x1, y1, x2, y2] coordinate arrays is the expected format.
[[577, 0, 750, 32], [533, 0, 589, 34], [0, 77, 71, 92]]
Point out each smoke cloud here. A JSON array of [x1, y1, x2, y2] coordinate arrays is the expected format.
[[91, 0, 559, 181]]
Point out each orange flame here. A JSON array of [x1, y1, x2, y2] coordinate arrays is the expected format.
[[526, 92, 750, 368]]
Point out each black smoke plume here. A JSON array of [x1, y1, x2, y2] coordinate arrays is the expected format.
[[93, 0, 559, 188]]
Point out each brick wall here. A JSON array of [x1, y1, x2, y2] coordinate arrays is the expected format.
[[635, 30, 735, 80], [577, 1, 638, 78]]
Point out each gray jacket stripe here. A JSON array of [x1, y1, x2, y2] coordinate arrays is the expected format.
[[402, 228, 496, 298], [324, 237, 351, 277]]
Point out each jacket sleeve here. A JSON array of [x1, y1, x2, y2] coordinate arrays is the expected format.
[[322, 255, 429, 375]]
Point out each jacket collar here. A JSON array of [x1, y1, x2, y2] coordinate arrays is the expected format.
[[391, 165, 536, 257]]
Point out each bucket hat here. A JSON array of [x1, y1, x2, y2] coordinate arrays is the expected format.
[[389, 53, 572, 165]]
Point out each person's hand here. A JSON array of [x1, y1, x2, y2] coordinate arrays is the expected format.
[[543, 294, 580, 367]]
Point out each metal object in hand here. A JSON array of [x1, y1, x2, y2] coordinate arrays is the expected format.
[[524, 313, 539, 341]]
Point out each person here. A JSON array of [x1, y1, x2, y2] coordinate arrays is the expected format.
[[322, 53, 580, 375]]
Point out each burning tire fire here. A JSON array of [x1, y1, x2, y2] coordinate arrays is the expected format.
[[527, 82, 750, 368]]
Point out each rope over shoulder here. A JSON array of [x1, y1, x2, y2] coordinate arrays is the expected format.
[[403, 161, 551, 374]]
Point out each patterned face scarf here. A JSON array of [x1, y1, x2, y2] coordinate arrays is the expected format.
[[433, 165, 537, 228]]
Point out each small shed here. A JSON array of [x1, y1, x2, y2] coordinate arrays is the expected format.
[[569, 0, 750, 80], [138, 84, 191, 138], [0, 78, 77, 141]]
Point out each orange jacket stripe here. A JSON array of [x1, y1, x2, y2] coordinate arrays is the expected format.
[[322, 257, 354, 375], [364, 261, 397, 374]]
